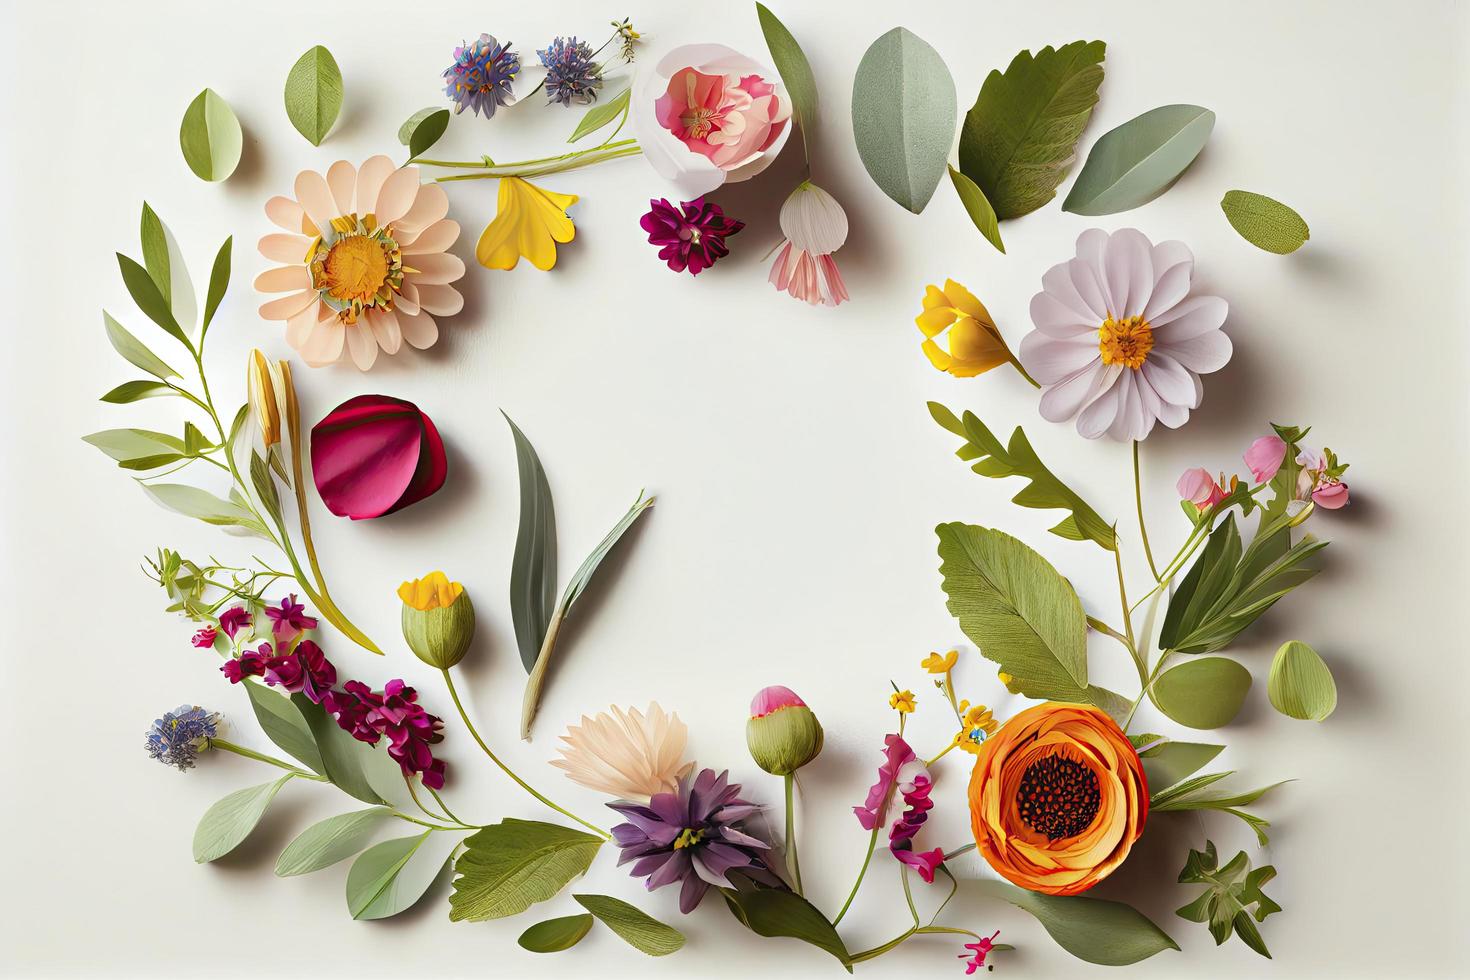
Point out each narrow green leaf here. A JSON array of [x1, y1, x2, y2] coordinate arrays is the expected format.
[[140, 203, 171, 310], [1267, 640, 1337, 720], [1063, 104, 1215, 216], [518, 914, 595, 953], [346, 830, 463, 920], [958, 41, 1106, 219], [973, 878, 1178, 966], [1138, 739, 1224, 791], [948, 166, 1005, 253], [574, 893, 685, 956], [202, 237, 232, 335], [117, 253, 190, 349], [83, 428, 186, 464], [756, 3, 818, 147], [293, 694, 384, 804], [100, 380, 174, 404], [448, 819, 602, 922], [141, 483, 258, 528], [851, 27, 956, 212], [406, 107, 451, 159], [723, 881, 852, 971], [566, 89, 629, 144], [504, 413, 557, 674], [193, 775, 293, 863], [276, 807, 392, 876], [179, 88, 243, 181], [1151, 657, 1252, 730], [284, 46, 344, 146], [244, 682, 325, 774], [103, 311, 179, 380], [1221, 190, 1310, 254], [250, 451, 282, 527]]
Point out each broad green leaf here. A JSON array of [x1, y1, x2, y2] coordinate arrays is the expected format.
[[1085, 684, 1132, 725], [1267, 640, 1336, 721], [179, 88, 243, 181], [574, 893, 685, 956], [346, 829, 463, 920], [566, 89, 629, 144], [293, 694, 384, 804], [1221, 190, 1310, 254], [851, 27, 956, 213], [756, 3, 818, 148], [448, 819, 602, 922], [117, 253, 190, 349], [359, 741, 417, 810], [518, 914, 594, 953], [1151, 657, 1251, 729], [406, 107, 451, 159], [973, 878, 1178, 966], [83, 428, 186, 466], [244, 681, 325, 774], [101, 380, 174, 404], [722, 880, 851, 971], [957, 41, 1106, 220], [1175, 841, 1280, 958], [276, 807, 392, 876], [948, 166, 1005, 253], [505, 413, 557, 674], [1063, 105, 1215, 215], [193, 774, 293, 863], [140, 203, 171, 310], [142, 483, 258, 528], [936, 523, 1090, 703], [284, 46, 343, 146], [103, 311, 179, 379], [1138, 739, 1224, 791], [202, 237, 232, 335], [930, 405, 1116, 551]]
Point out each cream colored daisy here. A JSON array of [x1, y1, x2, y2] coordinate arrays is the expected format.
[[550, 703, 693, 802]]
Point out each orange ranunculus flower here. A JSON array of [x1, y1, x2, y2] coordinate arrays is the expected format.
[[968, 702, 1148, 896]]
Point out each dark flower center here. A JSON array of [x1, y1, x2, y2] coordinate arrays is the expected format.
[[1016, 753, 1101, 840]]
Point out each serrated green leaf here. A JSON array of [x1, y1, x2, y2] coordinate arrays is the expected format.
[[193, 775, 293, 863], [179, 88, 242, 182], [505, 413, 557, 674], [1221, 190, 1310, 254], [574, 894, 685, 956], [346, 829, 463, 920], [244, 682, 325, 774], [276, 808, 392, 876], [1175, 841, 1279, 958], [118, 252, 190, 349], [140, 203, 171, 310], [1150, 657, 1251, 730], [284, 46, 343, 146], [448, 819, 602, 922], [851, 27, 956, 213], [958, 41, 1106, 220], [723, 879, 851, 970], [566, 89, 629, 144], [293, 694, 384, 804], [1267, 640, 1336, 720], [756, 3, 818, 149], [973, 879, 1178, 966], [1063, 104, 1215, 216], [948, 165, 1005, 253], [518, 914, 595, 953], [202, 237, 232, 335], [103, 311, 179, 380]]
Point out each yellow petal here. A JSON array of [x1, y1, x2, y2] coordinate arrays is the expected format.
[[942, 278, 994, 326], [398, 570, 464, 610], [947, 316, 1010, 376], [920, 338, 953, 372], [476, 177, 580, 271]]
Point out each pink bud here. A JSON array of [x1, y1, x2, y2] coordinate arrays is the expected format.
[[1243, 435, 1288, 483], [750, 685, 806, 719], [1311, 480, 1350, 510], [1176, 467, 1222, 510]]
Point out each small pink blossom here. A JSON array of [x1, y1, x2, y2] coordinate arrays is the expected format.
[[750, 685, 806, 718], [1177, 467, 1225, 511], [1243, 435, 1288, 483], [1295, 449, 1351, 510], [854, 734, 914, 830], [191, 626, 218, 649], [1312, 480, 1349, 509], [960, 931, 1001, 975], [218, 606, 252, 639]]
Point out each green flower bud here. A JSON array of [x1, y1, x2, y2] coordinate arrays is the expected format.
[[398, 571, 476, 669], [746, 685, 823, 775]]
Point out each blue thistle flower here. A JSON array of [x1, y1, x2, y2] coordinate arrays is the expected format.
[[444, 34, 521, 118], [538, 37, 603, 107], [146, 705, 221, 772]]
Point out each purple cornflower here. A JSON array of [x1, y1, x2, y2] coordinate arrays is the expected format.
[[262, 639, 338, 704], [538, 37, 603, 106], [145, 705, 221, 771], [640, 197, 745, 275], [444, 34, 520, 118], [265, 593, 317, 642], [218, 606, 252, 639]]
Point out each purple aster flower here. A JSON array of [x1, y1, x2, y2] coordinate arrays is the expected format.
[[889, 761, 945, 883], [640, 197, 745, 275], [608, 768, 775, 913], [145, 705, 221, 771], [263, 639, 338, 704], [221, 643, 271, 684], [265, 593, 318, 642], [191, 626, 218, 649], [218, 606, 252, 639], [444, 34, 521, 118], [538, 37, 603, 106]]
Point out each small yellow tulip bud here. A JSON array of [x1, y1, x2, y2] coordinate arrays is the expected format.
[[398, 571, 476, 669]]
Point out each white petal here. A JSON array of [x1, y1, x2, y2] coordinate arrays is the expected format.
[[344, 322, 379, 370], [1021, 332, 1099, 384], [1038, 360, 1111, 422], [1144, 260, 1193, 322], [630, 51, 727, 198], [1151, 294, 1228, 337], [1108, 371, 1155, 441], [1156, 331, 1233, 374], [1106, 228, 1154, 318], [779, 184, 848, 254], [1141, 353, 1196, 406], [1030, 291, 1098, 339], [396, 309, 439, 349], [1067, 257, 1111, 324], [1157, 399, 1191, 428], [1042, 261, 1103, 321], [724, 120, 791, 185], [1076, 229, 1114, 312], [1077, 372, 1126, 439]]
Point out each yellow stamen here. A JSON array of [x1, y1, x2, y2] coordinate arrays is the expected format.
[[1097, 315, 1154, 369], [322, 234, 390, 306]]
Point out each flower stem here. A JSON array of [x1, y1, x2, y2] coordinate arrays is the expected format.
[[1133, 441, 1162, 581], [440, 669, 609, 840], [417, 138, 638, 170], [833, 823, 881, 926], [1112, 546, 1147, 689], [212, 738, 326, 780], [432, 144, 642, 182], [784, 772, 803, 895]]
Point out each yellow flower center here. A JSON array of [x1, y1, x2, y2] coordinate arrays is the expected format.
[[322, 234, 390, 306], [673, 827, 704, 850], [682, 106, 719, 140], [1097, 315, 1154, 369]]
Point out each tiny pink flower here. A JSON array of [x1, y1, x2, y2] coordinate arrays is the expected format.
[[1177, 467, 1225, 512], [1312, 479, 1349, 509], [959, 931, 1001, 974], [191, 626, 218, 649], [1243, 435, 1288, 483]]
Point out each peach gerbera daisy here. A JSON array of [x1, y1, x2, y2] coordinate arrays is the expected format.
[[255, 156, 465, 370]]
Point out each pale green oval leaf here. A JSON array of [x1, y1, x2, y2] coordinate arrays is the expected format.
[[948, 166, 1004, 253], [757, 3, 817, 147], [448, 819, 602, 922], [518, 913, 594, 953], [973, 879, 1178, 965], [193, 775, 293, 863], [958, 41, 1106, 220], [244, 682, 324, 774], [276, 807, 392, 876], [346, 829, 463, 920], [117, 252, 190, 349], [1138, 739, 1224, 791], [140, 203, 171, 310], [1267, 640, 1336, 720], [1152, 657, 1252, 730], [285, 46, 343, 146], [406, 108, 451, 159], [83, 428, 186, 463], [851, 27, 956, 213], [202, 237, 233, 335], [103, 312, 179, 380], [1063, 104, 1214, 216], [505, 413, 557, 674], [1221, 190, 1310, 254], [566, 89, 628, 144], [574, 893, 685, 956], [142, 483, 258, 527], [100, 380, 174, 404], [293, 694, 383, 804], [179, 88, 242, 182], [359, 741, 417, 810]]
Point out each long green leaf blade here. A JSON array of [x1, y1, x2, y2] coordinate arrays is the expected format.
[[103, 312, 179, 379], [756, 3, 818, 148], [139, 203, 171, 310], [504, 413, 558, 673], [117, 253, 190, 349], [574, 893, 685, 955]]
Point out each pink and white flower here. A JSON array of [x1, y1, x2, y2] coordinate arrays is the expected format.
[[1244, 434, 1289, 483], [1177, 467, 1226, 512], [768, 182, 849, 306], [1020, 229, 1232, 441], [1295, 449, 1351, 509]]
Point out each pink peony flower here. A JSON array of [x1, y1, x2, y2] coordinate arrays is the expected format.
[[1177, 467, 1225, 512], [632, 44, 791, 198], [1244, 435, 1289, 483], [311, 395, 447, 520], [768, 182, 849, 306]]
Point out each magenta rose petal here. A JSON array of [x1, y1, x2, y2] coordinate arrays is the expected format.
[[311, 394, 446, 519], [393, 408, 449, 513]]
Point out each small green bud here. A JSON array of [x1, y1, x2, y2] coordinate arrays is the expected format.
[[398, 572, 476, 669], [746, 685, 824, 775]]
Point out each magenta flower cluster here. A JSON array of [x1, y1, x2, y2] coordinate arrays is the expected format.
[[639, 197, 745, 275]]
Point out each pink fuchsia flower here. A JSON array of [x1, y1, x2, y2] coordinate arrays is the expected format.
[[218, 606, 252, 639], [959, 931, 1001, 974], [639, 196, 744, 274], [221, 644, 270, 683], [1244, 434, 1289, 483], [265, 594, 317, 642], [191, 626, 218, 649], [889, 759, 944, 883], [855, 734, 915, 830], [311, 395, 448, 520], [1021, 229, 1231, 441], [263, 639, 338, 704], [768, 181, 849, 306], [1177, 467, 1226, 512], [632, 44, 791, 198]]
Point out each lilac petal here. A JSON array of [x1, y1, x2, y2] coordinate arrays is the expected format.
[[1107, 371, 1154, 442], [631, 852, 676, 878], [1040, 261, 1103, 322], [1106, 229, 1154, 318], [711, 803, 761, 824], [1150, 295, 1227, 337], [1038, 360, 1112, 423], [717, 826, 769, 850], [1077, 372, 1126, 439], [1020, 332, 1098, 385], [1144, 241, 1194, 321], [1067, 255, 1111, 323], [646, 849, 690, 890], [1141, 353, 1196, 406], [1156, 331, 1232, 374], [611, 823, 649, 846], [678, 874, 709, 914], [1030, 290, 1096, 339]]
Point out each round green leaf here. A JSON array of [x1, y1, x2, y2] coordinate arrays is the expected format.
[[1063, 104, 1215, 216], [406, 108, 451, 160], [193, 775, 293, 863], [179, 88, 242, 182], [518, 914, 594, 953], [851, 27, 956, 213], [574, 893, 685, 956], [1221, 190, 1311, 254], [284, 46, 343, 146], [1151, 657, 1252, 730], [1267, 640, 1337, 720]]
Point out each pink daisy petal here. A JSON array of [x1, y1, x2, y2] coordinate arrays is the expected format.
[[414, 284, 464, 316], [1156, 331, 1233, 374], [406, 252, 466, 285], [1150, 294, 1228, 336], [1107, 228, 1154, 318], [1141, 353, 1197, 406], [354, 155, 395, 215], [1041, 261, 1104, 322], [344, 323, 379, 371], [294, 169, 339, 236], [1020, 331, 1099, 384], [374, 167, 422, 226], [403, 218, 462, 256], [259, 290, 317, 321], [259, 233, 312, 264], [326, 160, 356, 216], [300, 319, 345, 365], [265, 196, 307, 233], [396, 309, 439, 350], [367, 308, 402, 355], [1030, 290, 1098, 338]]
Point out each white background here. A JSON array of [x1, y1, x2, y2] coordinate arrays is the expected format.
[[2, 1, 1466, 977]]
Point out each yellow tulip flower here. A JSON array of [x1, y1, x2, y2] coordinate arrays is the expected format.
[[476, 176, 579, 271], [916, 279, 1013, 377]]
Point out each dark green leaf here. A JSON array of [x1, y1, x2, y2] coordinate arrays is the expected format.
[[448, 819, 602, 922], [973, 879, 1178, 965], [103, 311, 179, 379], [276, 807, 392, 876], [518, 914, 595, 953], [1138, 738, 1224, 791], [1063, 105, 1215, 216], [140, 203, 171, 310], [756, 4, 818, 148], [293, 694, 383, 804], [505, 412, 557, 674], [245, 681, 325, 774], [948, 166, 1005, 253], [100, 380, 174, 403], [574, 893, 685, 955], [405, 107, 451, 159], [118, 252, 191, 349], [1150, 657, 1252, 729], [284, 46, 343, 146], [346, 829, 462, 919], [193, 775, 293, 862], [202, 237, 232, 335], [1221, 190, 1310, 254], [851, 27, 956, 212], [566, 89, 629, 144], [398, 107, 440, 144], [1268, 639, 1337, 720], [1175, 841, 1280, 958], [723, 880, 852, 971], [179, 88, 243, 181]]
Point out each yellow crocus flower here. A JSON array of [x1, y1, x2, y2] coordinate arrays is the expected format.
[[889, 690, 917, 714]]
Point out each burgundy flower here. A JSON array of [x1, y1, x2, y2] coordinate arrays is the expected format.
[[265, 593, 318, 641], [311, 395, 448, 520], [221, 644, 270, 683], [263, 639, 338, 704], [371, 680, 447, 789], [218, 606, 252, 639], [639, 197, 744, 275], [191, 626, 218, 649], [889, 761, 944, 883], [323, 681, 383, 743]]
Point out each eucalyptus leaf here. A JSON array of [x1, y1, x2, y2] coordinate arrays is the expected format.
[[518, 914, 595, 953], [851, 27, 956, 213], [756, 3, 818, 148], [957, 41, 1106, 220], [179, 88, 243, 182], [948, 166, 1005, 253], [192, 774, 293, 863], [103, 312, 179, 379], [566, 89, 629, 144], [1151, 657, 1252, 730], [975, 879, 1177, 965], [722, 880, 851, 971], [245, 682, 325, 774], [505, 412, 557, 674], [574, 893, 685, 955], [117, 253, 190, 349], [1267, 640, 1336, 720], [1221, 190, 1310, 254], [276, 807, 392, 876], [346, 829, 463, 920], [142, 483, 258, 528], [284, 46, 343, 146], [140, 203, 171, 309], [100, 380, 175, 404], [202, 237, 232, 335], [448, 819, 602, 922], [293, 694, 384, 804], [1064, 104, 1215, 216]]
